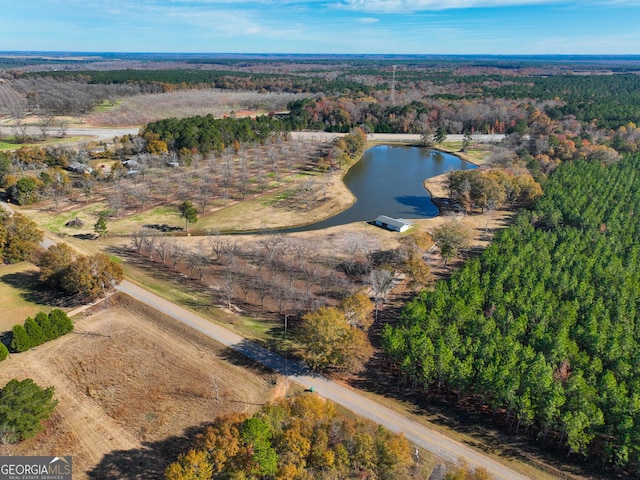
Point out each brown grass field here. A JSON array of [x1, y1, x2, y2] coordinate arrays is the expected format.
[[0, 294, 280, 479], [2, 105, 558, 478], [86, 89, 310, 127]]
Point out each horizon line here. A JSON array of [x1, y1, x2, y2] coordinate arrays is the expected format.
[[2, 51, 640, 58]]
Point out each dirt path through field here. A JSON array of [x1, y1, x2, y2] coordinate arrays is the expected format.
[[0, 300, 276, 479], [0, 324, 138, 476]]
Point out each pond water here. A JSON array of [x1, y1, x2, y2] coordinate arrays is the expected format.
[[277, 145, 476, 233]]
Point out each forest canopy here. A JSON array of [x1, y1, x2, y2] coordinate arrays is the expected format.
[[165, 393, 420, 480], [383, 154, 640, 473]]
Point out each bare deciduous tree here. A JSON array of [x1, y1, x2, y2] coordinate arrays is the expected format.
[[155, 238, 170, 265], [169, 241, 185, 270], [369, 269, 394, 321], [187, 246, 209, 281], [221, 269, 236, 311], [196, 178, 213, 213]]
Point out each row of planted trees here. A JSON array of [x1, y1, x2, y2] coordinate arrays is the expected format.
[[9, 309, 74, 353], [383, 154, 640, 473]]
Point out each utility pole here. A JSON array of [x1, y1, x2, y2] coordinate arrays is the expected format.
[[284, 314, 289, 397], [391, 65, 397, 106]]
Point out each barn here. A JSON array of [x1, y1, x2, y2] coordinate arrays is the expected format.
[[373, 215, 412, 232]]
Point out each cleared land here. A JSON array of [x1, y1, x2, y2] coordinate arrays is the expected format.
[[0, 262, 55, 331], [0, 294, 279, 479], [86, 89, 311, 127]]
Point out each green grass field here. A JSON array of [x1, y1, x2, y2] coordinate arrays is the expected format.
[[0, 262, 54, 332], [0, 136, 84, 151]]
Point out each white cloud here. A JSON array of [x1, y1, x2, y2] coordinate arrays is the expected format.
[[357, 17, 380, 22], [338, 0, 572, 13]]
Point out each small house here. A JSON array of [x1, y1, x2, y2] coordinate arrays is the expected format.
[[374, 215, 412, 232], [66, 162, 93, 174]]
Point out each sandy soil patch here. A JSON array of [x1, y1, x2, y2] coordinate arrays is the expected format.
[[0, 295, 278, 479]]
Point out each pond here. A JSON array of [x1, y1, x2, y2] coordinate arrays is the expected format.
[[278, 145, 476, 233]]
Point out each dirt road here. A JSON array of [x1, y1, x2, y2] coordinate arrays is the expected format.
[[117, 279, 530, 480]]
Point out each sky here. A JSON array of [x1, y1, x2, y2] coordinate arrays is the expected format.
[[2, 0, 640, 55]]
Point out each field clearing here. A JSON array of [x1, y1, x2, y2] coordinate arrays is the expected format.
[[0, 83, 23, 115], [86, 89, 312, 127], [0, 294, 279, 479], [0, 262, 55, 330], [0, 136, 85, 151]]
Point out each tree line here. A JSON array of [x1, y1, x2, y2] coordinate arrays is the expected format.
[[142, 114, 290, 155], [9, 309, 74, 353], [165, 393, 436, 480], [382, 154, 640, 474]]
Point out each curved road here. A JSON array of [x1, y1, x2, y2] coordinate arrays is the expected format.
[[2, 128, 521, 478], [117, 279, 529, 480]]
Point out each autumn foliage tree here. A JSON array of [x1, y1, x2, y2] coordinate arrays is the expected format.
[[60, 253, 124, 300], [338, 290, 374, 331], [167, 394, 417, 480], [296, 306, 373, 372], [165, 449, 213, 480], [38, 246, 124, 300], [0, 211, 43, 264], [38, 243, 78, 289]]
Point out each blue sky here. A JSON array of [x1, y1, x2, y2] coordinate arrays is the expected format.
[[2, 0, 640, 54]]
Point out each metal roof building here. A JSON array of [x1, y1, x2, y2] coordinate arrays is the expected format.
[[374, 215, 412, 232]]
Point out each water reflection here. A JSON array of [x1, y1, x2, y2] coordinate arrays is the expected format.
[[269, 145, 476, 234]]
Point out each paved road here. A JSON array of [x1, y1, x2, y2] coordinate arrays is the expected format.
[[117, 279, 529, 480], [3, 129, 523, 478], [291, 131, 506, 144], [0, 125, 140, 142], [1, 200, 58, 248], [0, 125, 504, 145]]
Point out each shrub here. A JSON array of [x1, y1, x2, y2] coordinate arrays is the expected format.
[[0, 379, 57, 442]]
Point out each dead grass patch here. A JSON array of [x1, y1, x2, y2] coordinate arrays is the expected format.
[[0, 294, 278, 479]]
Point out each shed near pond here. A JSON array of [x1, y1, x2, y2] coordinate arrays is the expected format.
[[374, 215, 412, 232]]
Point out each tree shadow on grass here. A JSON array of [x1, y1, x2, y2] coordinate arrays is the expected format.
[[87, 425, 201, 480], [0, 270, 77, 308]]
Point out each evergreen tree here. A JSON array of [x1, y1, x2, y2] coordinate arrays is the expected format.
[[178, 200, 198, 233], [241, 417, 278, 477], [33, 311, 54, 342], [94, 212, 109, 238], [48, 309, 73, 337], [0, 379, 57, 442], [10, 325, 32, 353], [0, 343, 8, 362], [23, 317, 46, 347]]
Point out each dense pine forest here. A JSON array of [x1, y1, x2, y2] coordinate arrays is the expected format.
[[5, 54, 640, 477], [143, 114, 289, 154], [382, 154, 640, 474]]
